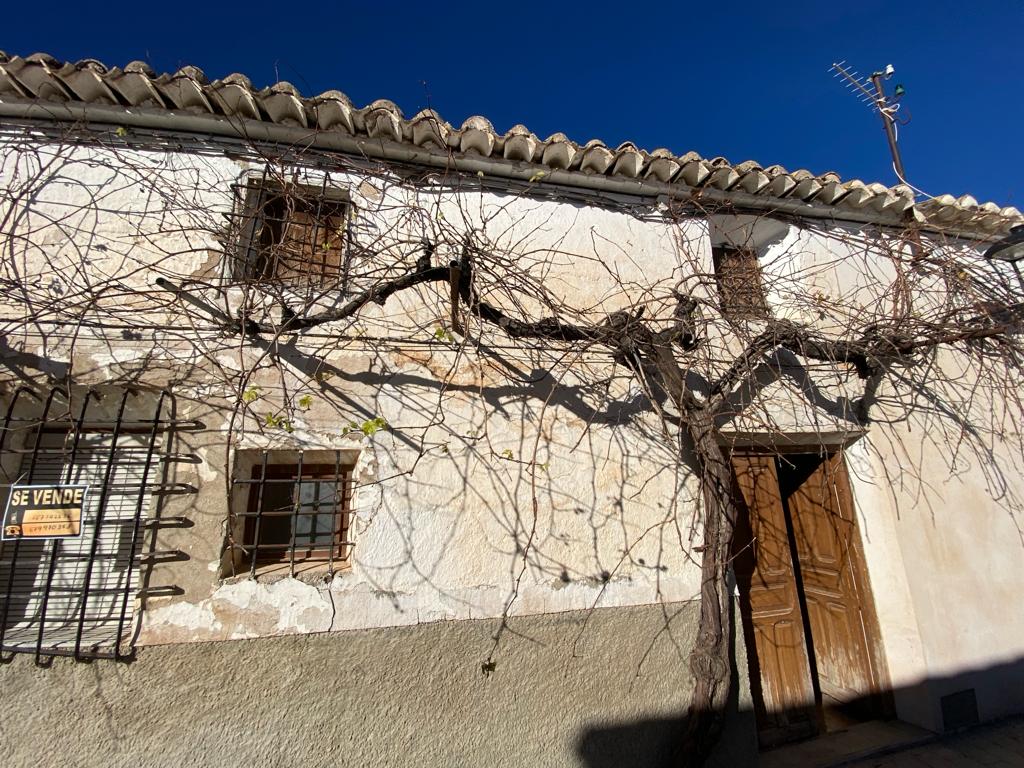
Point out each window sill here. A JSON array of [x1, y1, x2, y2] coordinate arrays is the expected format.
[[221, 560, 352, 585]]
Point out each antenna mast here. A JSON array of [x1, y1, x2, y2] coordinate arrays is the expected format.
[[830, 61, 909, 185]]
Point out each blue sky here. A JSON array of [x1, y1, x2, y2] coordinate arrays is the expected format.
[[4, 1, 1021, 206]]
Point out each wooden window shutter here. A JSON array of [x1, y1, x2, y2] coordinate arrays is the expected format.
[[713, 246, 770, 319]]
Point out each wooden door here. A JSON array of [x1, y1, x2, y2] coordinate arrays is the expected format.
[[783, 453, 886, 722], [732, 454, 818, 747]]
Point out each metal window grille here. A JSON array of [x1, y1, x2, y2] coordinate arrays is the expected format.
[[0, 387, 189, 661], [713, 246, 770, 320], [226, 170, 353, 290], [228, 452, 354, 578]]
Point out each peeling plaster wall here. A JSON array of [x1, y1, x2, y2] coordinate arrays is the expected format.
[[3, 133, 1024, 739], [0, 602, 756, 768], [136, 368, 710, 644], [0, 140, 720, 646]]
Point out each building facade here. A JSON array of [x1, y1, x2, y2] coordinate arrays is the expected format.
[[1, 52, 1023, 767]]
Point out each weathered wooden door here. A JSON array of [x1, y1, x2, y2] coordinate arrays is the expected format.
[[733, 450, 887, 747], [783, 453, 885, 722], [732, 454, 818, 747]]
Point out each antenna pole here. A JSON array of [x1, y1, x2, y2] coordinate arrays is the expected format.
[[869, 72, 907, 183]]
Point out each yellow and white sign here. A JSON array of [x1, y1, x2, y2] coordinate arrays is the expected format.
[[2, 485, 88, 540]]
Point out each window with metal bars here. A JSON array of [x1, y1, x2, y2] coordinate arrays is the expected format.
[[232, 177, 351, 288], [713, 246, 770, 320], [227, 452, 354, 578], [0, 387, 188, 661]]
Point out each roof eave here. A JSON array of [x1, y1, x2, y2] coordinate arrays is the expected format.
[[0, 99, 1009, 243]]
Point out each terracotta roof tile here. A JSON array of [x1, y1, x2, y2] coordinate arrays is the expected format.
[[0, 51, 1018, 236]]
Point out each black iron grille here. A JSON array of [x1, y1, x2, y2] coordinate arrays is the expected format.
[[228, 451, 355, 578], [0, 387, 189, 661]]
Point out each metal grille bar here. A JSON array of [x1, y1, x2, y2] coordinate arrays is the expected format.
[[226, 169, 352, 292], [230, 451, 354, 578]]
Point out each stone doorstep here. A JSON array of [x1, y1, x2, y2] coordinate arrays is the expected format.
[[759, 720, 937, 768]]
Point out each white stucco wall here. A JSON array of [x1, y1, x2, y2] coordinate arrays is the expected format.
[[2, 131, 1023, 733], [851, 406, 1024, 730]]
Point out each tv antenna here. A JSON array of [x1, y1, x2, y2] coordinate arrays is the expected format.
[[830, 61, 910, 185]]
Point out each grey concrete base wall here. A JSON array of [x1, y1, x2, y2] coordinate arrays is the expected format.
[[0, 601, 755, 768]]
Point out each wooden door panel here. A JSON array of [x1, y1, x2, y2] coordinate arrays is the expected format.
[[732, 454, 817, 745], [804, 598, 870, 703], [786, 453, 879, 708], [753, 616, 815, 711]]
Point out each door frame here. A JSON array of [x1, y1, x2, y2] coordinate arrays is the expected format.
[[728, 440, 894, 745]]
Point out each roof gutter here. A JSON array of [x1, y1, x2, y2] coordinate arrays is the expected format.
[[0, 100, 990, 243]]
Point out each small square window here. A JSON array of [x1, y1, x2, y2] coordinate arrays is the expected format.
[[230, 457, 354, 576], [234, 182, 350, 287], [713, 246, 770, 320]]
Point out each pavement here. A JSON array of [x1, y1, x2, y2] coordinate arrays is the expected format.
[[845, 717, 1024, 768], [760, 716, 1024, 768]]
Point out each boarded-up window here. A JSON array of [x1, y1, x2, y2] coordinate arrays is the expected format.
[[0, 389, 180, 661], [228, 453, 354, 577], [235, 182, 350, 287], [713, 246, 770, 319]]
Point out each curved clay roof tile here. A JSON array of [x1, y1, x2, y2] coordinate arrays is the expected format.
[[363, 102, 403, 142], [644, 148, 681, 183], [310, 90, 356, 133], [922, 194, 957, 210], [155, 71, 214, 114], [502, 125, 538, 162], [867, 188, 902, 214], [815, 180, 849, 205], [925, 198, 962, 222], [7, 56, 74, 102], [221, 72, 254, 89], [733, 160, 763, 174], [107, 66, 165, 107], [61, 64, 119, 105], [611, 143, 644, 178], [410, 109, 451, 149], [174, 65, 209, 85], [0, 64, 29, 98], [460, 115, 494, 132], [74, 59, 108, 73], [678, 158, 711, 187], [840, 180, 875, 209], [25, 52, 60, 66], [737, 169, 769, 194], [266, 81, 301, 97], [707, 165, 740, 190], [540, 134, 576, 169], [768, 173, 797, 198], [576, 140, 612, 175], [791, 176, 823, 201], [458, 116, 496, 156], [365, 99, 404, 118], [258, 82, 307, 127], [124, 60, 156, 76], [209, 79, 260, 121]]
